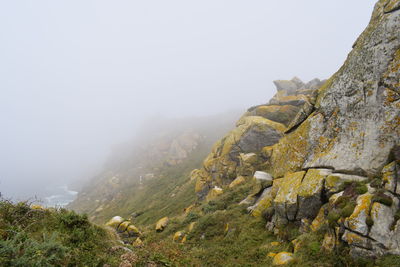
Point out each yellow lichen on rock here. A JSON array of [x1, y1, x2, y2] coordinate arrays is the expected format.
[[311, 206, 327, 232], [105, 216, 124, 228], [127, 224, 140, 236], [206, 187, 224, 201], [270, 241, 280, 247], [298, 169, 330, 197], [183, 204, 196, 215], [229, 176, 246, 188], [267, 119, 312, 178], [31, 204, 45, 211], [250, 178, 282, 217], [173, 231, 185, 242], [246, 105, 300, 126], [345, 193, 373, 235], [132, 237, 143, 248], [156, 217, 169, 232], [268, 252, 277, 258], [117, 221, 131, 232], [274, 171, 306, 205], [251, 191, 274, 217], [272, 252, 294, 265]]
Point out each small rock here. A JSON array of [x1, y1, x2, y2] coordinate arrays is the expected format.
[[254, 171, 273, 181], [106, 216, 124, 228], [206, 186, 223, 201], [155, 217, 169, 232], [272, 252, 294, 265]]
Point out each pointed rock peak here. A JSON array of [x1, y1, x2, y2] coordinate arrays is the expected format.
[[273, 79, 298, 92]]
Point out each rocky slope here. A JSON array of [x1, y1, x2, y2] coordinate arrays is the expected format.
[[190, 0, 400, 258], [69, 0, 400, 265]]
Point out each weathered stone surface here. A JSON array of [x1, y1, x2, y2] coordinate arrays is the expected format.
[[311, 205, 328, 232], [206, 187, 223, 201], [325, 173, 368, 194], [245, 105, 300, 126], [302, 0, 400, 176], [249, 187, 273, 217], [369, 202, 394, 247], [195, 116, 286, 197], [342, 230, 372, 250], [254, 171, 273, 181], [266, 113, 325, 178], [274, 171, 306, 221], [344, 193, 373, 236], [383, 161, 400, 194], [173, 231, 185, 242], [297, 169, 332, 220], [272, 252, 294, 265], [127, 225, 140, 237], [273, 79, 299, 93], [155, 217, 169, 232], [285, 100, 314, 132], [106, 216, 124, 228]]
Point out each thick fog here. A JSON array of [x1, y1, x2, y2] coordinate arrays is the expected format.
[[0, 1, 374, 201]]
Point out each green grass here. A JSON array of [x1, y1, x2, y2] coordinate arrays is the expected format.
[[0, 199, 122, 267]]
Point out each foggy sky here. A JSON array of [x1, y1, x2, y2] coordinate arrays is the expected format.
[[0, 1, 374, 200]]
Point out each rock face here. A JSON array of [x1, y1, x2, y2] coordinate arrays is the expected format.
[[193, 77, 324, 199], [268, 0, 400, 178], [190, 0, 400, 258]]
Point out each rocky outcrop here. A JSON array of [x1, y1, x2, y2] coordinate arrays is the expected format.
[[190, 0, 400, 258], [193, 77, 325, 199], [105, 216, 141, 244], [266, 0, 400, 178]]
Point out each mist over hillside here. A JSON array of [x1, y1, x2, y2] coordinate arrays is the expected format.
[[0, 1, 374, 202]]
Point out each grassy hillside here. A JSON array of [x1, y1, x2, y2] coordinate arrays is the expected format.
[[128, 182, 400, 266]]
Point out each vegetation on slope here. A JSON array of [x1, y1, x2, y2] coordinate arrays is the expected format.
[[129, 182, 400, 267], [0, 199, 122, 266]]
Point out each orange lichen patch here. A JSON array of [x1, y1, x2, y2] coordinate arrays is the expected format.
[[345, 193, 373, 235]]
